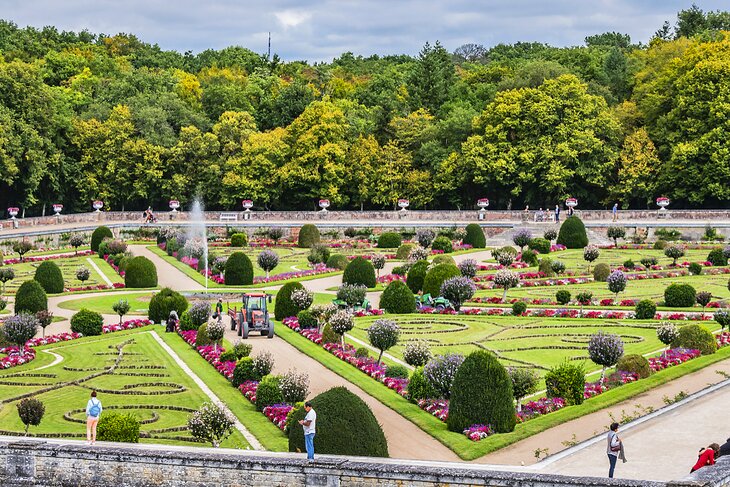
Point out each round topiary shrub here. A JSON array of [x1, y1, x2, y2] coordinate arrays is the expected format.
[[70, 309, 104, 336], [406, 260, 429, 294], [326, 254, 349, 270], [407, 367, 438, 401], [556, 290, 571, 305], [422, 264, 461, 297], [671, 324, 717, 355], [14, 280, 48, 314], [440, 276, 476, 310], [297, 310, 318, 329], [274, 282, 305, 321], [224, 252, 254, 285], [664, 283, 697, 308], [307, 244, 330, 265], [512, 301, 527, 316], [431, 236, 453, 253], [232, 357, 259, 387], [90, 226, 113, 252], [447, 350, 516, 434], [688, 262, 703, 275], [593, 263, 611, 282], [124, 256, 158, 288], [230, 232, 248, 247], [616, 354, 652, 379], [707, 248, 728, 267], [432, 255, 456, 266], [195, 323, 211, 348], [342, 257, 376, 288], [635, 299, 657, 320], [545, 361, 585, 406], [395, 244, 415, 260], [557, 216, 588, 249], [255, 375, 283, 412], [463, 223, 486, 248], [97, 412, 140, 443], [321, 323, 341, 344], [33, 261, 64, 294], [148, 288, 188, 324], [377, 232, 402, 249], [297, 224, 320, 248], [379, 280, 416, 314], [538, 258, 554, 277], [288, 387, 388, 457], [528, 237, 551, 254]]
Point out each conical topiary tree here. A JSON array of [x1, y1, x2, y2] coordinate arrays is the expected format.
[[556, 216, 588, 249], [447, 350, 516, 434], [34, 261, 64, 294], [224, 251, 254, 285], [274, 281, 305, 321], [90, 226, 113, 252], [463, 223, 486, 248]]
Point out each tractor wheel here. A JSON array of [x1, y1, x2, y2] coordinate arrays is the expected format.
[[436, 304, 445, 311], [242, 320, 249, 339], [230, 315, 237, 331], [267, 322, 274, 339], [237, 312, 243, 337]]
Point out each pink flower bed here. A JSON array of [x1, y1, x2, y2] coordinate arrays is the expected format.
[[253, 265, 337, 284], [464, 424, 494, 441], [517, 398, 566, 423], [717, 332, 730, 348], [377, 274, 406, 284], [648, 348, 701, 371], [0, 347, 36, 369], [102, 319, 152, 334], [263, 404, 294, 430], [3, 249, 94, 265]]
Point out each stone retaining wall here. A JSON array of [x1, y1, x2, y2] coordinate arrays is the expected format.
[[0, 437, 726, 487]]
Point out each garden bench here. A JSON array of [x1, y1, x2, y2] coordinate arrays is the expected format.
[[219, 213, 238, 222]]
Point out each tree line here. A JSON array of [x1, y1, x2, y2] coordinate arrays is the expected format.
[[0, 4, 729, 215]]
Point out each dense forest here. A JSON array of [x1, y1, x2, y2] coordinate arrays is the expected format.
[[0, 5, 729, 215]]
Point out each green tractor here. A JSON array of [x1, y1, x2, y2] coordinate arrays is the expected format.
[[228, 292, 274, 339], [415, 293, 453, 311], [332, 297, 372, 313]]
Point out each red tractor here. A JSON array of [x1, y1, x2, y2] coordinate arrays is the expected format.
[[228, 292, 274, 339]]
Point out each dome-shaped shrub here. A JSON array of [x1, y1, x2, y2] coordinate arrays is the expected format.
[[395, 244, 414, 260], [90, 226, 113, 252], [14, 280, 48, 314], [70, 309, 104, 336], [148, 288, 188, 323], [635, 299, 657, 320], [707, 248, 728, 267], [125, 256, 158, 288], [593, 263, 611, 282], [255, 375, 283, 412], [297, 224, 320, 248], [288, 387, 388, 457], [431, 236, 453, 253], [379, 280, 416, 314], [422, 263, 460, 297], [34, 261, 64, 294], [274, 282, 304, 320], [377, 232, 402, 249], [406, 260, 429, 293], [342, 257, 376, 288], [671, 324, 717, 355], [230, 232, 248, 247], [224, 252, 253, 285], [432, 254, 456, 266], [195, 323, 211, 347], [616, 354, 652, 379], [447, 350, 516, 434], [528, 237, 551, 254], [664, 283, 696, 308], [463, 223, 486, 248], [556, 216, 588, 249], [406, 367, 438, 401], [326, 254, 349, 270]]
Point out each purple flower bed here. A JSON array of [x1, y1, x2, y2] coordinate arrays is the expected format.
[[464, 424, 494, 441]]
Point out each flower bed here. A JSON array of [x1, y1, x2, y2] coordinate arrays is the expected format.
[[263, 404, 294, 430], [648, 348, 701, 372], [65, 283, 125, 292], [464, 424, 494, 441], [517, 398, 566, 423], [3, 249, 94, 265], [377, 274, 406, 284]]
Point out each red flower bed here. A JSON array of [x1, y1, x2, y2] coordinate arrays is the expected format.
[[648, 348, 701, 372], [3, 249, 94, 265]]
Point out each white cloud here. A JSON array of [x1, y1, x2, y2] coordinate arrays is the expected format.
[[274, 9, 312, 28]]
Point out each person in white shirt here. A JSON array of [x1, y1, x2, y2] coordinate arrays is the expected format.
[[86, 390, 103, 445], [298, 401, 317, 460]]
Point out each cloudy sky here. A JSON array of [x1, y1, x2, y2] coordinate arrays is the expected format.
[[3, 0, 727, 61]]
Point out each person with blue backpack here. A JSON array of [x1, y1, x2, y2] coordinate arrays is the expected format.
[[86, 390, 103, 445]]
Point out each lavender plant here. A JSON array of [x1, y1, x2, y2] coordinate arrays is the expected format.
[[257, 250, 279, 278], [367, 319, 400, 364], [493, 269, 519, 301], [439, 276, 476, 310], [587, 331, 624, 384], [457, 259, 478, 279], [423, 353, 464, 399]]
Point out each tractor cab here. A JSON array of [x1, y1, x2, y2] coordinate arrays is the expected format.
[[228, 292, 274, 339]]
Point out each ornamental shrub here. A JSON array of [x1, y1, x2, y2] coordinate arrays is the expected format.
[[403, 340, 431, 367], [671, 324, 717, 355], [696, 291, 712, 311], [0, 267, 16, 293], [268, 227, 284, 242], [551, 260, 566, 275], [336, 283, 367, 308], [189, 301, 211, 327], [385, 364, 409, 378], [623, 259, 635, 270], [275, 282, 305, 320], [641, 257, 658, 269], [407, 367, 438, 401], [112, 299, 130, 324], [493, 246, 517, 267], [415, 229, 436, 248], [688, 262, 703, 275], [408, 246, 430, 263], [406, 260, 429, 293], [70, 309, 103, 336], [513, 228, 533, 252], [379, 280, 415, 314], [178, 311, 196, 331], [148, 288, 188, 323], [297, 310, 318, 329], [1, 313, 39, 347], [424, 353, 464, 398], [90, 226, 113, 252], [635, 300, 657, 320], [288, 387, 388, 457], [583, 245, 600, 270], [431, 236, 453, 253], [557, 216, 588, 249], [34, 261, 64, 294], [447, 351, 516, 434], [328, 310, 354, 345], [195, 323, 211, 348], [230, 232, 248, 247], [255, 375, 283, 411], [69, 234, 85, 253], [545, 361, 586, 406], [512, 301, 527, 316], [125, 256, 158, 288], [291, 288, 314, 310], [544, 229, 558, 242], [307, 244, 330, 266], [320, 323, 341, 345], [656, 322, 679, 347], [76, 266, 91, 283], [607, 226, 626, 247], [493, 269, 520, 301], [457, 259, 478, 279], [556, 290, 571, 305], [97, 412, 140, 443], [232, 357, 258, 387], [367, 319, 400, 363], [224, 252, 254, 285], [616, 354, 652, 379], [508, 367, 539, 409], [15, 280, 48, 314], [377, 232, 402, 249], [371, 254, 386, 275], [257, 250, 279, 278], [440, 276, 476, 310], [395, 244, 415, 260], [588, 331, 624, 383], [593, 263, 611, 282], [422, 264, 461, 297], [233, 341, 253, 359], [432, 254, 456, 266], [528, 237, 551, 254], [664, 283, 696, 308], [606, 270, 628, 298], [521, 250, 538, 266], [297, 224, 320, 248], [219, 350, 237, 363], [664, 244, 685, 265], [538, 257, 554, 277], [463, 223, 486, 248], [707, 248, 728, 267], [279, 369, 310, 404], [342, 257, 376, 288], [355, 347, 369, 358], [326, 254, 349, 270], [653, 239, 667, 250], [16, 397, 45, 434], [188, 402, 234, 448]]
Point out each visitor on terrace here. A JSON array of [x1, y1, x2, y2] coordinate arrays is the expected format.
[[86, 390, 103, 445], [717, 438, 730, 459], [691, 443, 720, 473]]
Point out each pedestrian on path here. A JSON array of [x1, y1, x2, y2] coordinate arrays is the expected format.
[[213, 298, 224, 321], [612, 203, 618, 222], [298, 401, 317, 461], [86, 390, 102, 445], [607, 422, 625, 478], [691, 443, 720, 473], [555, 205, 560, 223]]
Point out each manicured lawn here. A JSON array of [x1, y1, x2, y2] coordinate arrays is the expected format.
[[58, 292, 155, 315], [0, 255, 123, 294]]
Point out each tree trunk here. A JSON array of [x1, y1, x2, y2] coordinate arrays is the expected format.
[[377, 350, 383, 365], [502, 287, 508, 302], [517, 400, 522, 413]]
